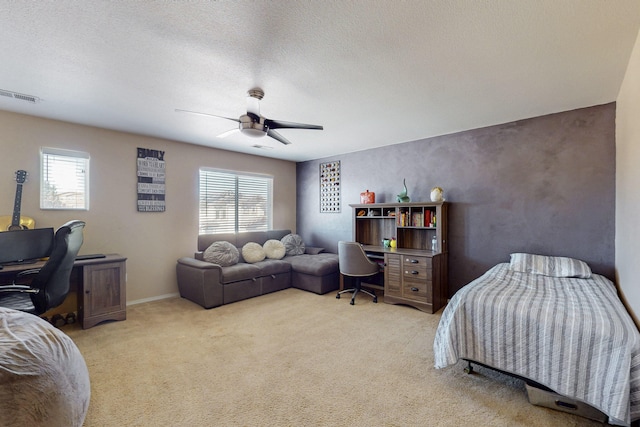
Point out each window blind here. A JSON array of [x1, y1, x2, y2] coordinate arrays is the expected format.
[[40, 148, 90, 210], [199, 169, 272, 234]]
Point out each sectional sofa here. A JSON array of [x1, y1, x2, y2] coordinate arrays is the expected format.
[[176, 229, 340, 309]]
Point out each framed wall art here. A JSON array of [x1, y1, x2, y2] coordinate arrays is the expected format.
[[320, 160, 340, 212], [137, 147, 166, 212]]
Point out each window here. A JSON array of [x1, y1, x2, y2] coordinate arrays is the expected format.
[[40, 147, 90, 210], [199, 168, 273, 234]]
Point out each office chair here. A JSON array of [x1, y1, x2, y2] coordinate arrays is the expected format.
[[336, 241, 380, 305], [0, 220, 85, 315]]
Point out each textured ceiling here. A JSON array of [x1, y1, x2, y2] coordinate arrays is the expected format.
[[1, 1, 639, 162]]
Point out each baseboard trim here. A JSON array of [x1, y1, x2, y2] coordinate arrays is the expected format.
[[127, 293, 180, 306]]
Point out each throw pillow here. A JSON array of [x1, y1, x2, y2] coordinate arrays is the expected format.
[[203, 241, 239, 267], [509, 253, 592, 278], [304, 246, 325, 255], [242, 242, 266, 263], [281, 233, 305, 256], [263, 239, 286, 259]]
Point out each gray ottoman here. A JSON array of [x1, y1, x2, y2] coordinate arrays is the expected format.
[[0, 308, 90, 426]]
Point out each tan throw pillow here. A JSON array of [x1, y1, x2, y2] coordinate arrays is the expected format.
[[242, 242, 266, 263], [263, 239, 286, 259], [203, 241, 239, 266], [281, 233, 305, 256]]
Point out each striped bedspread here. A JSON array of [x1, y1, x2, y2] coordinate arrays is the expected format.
[[434, 263, 640, 426]]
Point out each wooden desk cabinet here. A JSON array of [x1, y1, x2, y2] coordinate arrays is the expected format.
[[351, 202, 448, 314], [2, 253, 127, 328], [78, 256, 127, 329], [383, 251, 444, 313]]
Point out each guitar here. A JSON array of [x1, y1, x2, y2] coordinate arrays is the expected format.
[[0, 170, 35, 231]]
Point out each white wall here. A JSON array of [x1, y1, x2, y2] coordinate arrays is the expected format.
[[0, 111, 297, 303], [616, 27, 640, 324]]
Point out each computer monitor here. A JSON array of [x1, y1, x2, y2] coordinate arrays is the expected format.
[[0, 227, 54, 265]]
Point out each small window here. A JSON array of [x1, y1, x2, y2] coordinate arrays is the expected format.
[[199, 168, 273, 234], [40, 147, 90, 210]]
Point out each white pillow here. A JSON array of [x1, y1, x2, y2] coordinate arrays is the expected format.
[[242, 242, 266, 264], [263, 239, 286, 259], [203, 241, 239, 267], [281, 233, 305, 256], [509, 253, 592, 278]]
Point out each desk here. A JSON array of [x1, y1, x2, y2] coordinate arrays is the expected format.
[[0, 254, 127, 329], [347, 245, 445, 314]]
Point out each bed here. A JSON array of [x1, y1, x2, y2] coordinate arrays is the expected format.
[[434, 253, 640, 426]]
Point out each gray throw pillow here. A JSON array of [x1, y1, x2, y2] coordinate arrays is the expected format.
[[203, 241, 239, 266], [509, 253, 592, 278], [304, 246, 325, 255], [281, 233, 305, 256]]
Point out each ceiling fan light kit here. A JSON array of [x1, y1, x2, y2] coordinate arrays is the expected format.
[[176, 88, 323, 146], [239, 113, 267, 137]]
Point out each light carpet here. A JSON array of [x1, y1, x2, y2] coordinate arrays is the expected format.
[[64, 288, 601, 426]]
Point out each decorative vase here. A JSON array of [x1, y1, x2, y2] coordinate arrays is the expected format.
[[397, 179, 410, 203], [390, 237, 397, 248], [430, 187, 444, 202], [360, 190, 375, 204]]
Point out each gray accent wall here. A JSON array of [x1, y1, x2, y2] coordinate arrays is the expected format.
[[296, 103, 615, 297]]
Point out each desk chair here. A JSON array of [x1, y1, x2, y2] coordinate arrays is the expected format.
[[0, 220, 85, 315], [336, 241, 379, 305]]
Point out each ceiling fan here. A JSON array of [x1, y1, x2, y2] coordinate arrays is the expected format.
[[175, 88, 323, 145]]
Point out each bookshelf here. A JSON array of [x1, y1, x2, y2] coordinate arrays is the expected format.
[[351, 202, 447, 253], [350, 202, 448, 313]]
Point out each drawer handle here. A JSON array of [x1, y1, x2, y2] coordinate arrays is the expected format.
[[409, 259, 419, 264], [411, 287, 419, 292], [410, 270, 419, 275]]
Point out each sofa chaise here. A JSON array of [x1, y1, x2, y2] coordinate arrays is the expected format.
[[176, 229, 339, 309]]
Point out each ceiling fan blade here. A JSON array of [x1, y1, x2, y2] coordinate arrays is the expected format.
[[217, 128, 240, 138], [267, 129, 292, 145], [264, 118, 323, 130], [175, 108, 239, 123]]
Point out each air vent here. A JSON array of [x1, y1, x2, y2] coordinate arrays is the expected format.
[[0, 89, 41, 104], [252, 144, 274, 150]]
